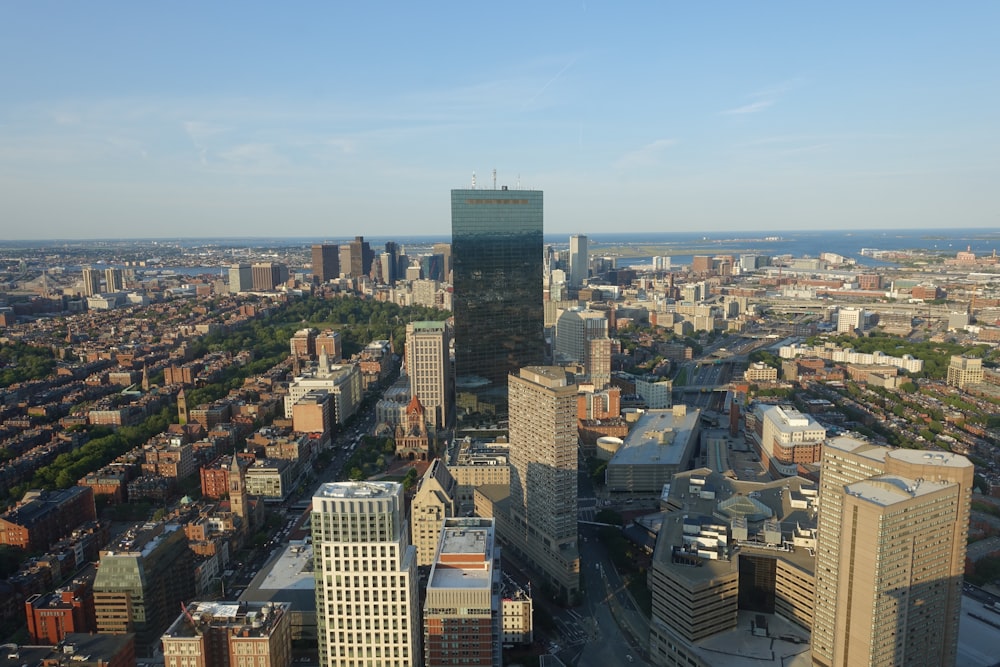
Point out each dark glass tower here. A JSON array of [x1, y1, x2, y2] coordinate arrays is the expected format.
[[451, 188, 545, 424]]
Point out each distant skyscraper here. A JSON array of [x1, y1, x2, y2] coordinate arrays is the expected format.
[[405, 321, 452, 431], [383, 241, 400, 285], [228, 263, 252, 293], [251, 262, 287, 291], [451, 187, 544, 419], [81, 265, 102, 296], [811, 437, 973, 667], [431, 242, 452, 282], [569, 234, 588, 288], [337, 236, 373, 279], [312, 482, 419, 667], [104, 267, 124, 292], [311, 244, 339, 283], [503, 367, 580, 600]]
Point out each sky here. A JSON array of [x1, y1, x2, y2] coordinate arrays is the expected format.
[[1, 2, 999, 240]]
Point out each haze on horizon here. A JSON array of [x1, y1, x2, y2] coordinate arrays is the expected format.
[[2, 2, 998, 241]]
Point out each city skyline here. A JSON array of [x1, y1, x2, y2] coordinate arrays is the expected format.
[[3, 3, 999, 240]]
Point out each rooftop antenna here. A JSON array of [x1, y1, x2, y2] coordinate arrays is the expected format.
[[492, 168, 497, 190], [471, 172, 476, 189], [517, 174, 521, 189]]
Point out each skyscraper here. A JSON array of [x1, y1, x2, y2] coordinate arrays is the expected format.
[[251, 262, 287, 291], [228, 263, 252, 293], [383, 241, 400, 285], [811, 436, 973, 667], [312, 244, 340, 283], [104, 267, 124, 292], [312, 482, 419, 667], [405, 320, 452, 431], [569, 234, 588, 288], [432, 242, 452, 282], [451, 187, 544, 420], [81, 265, 102, 296], [338, 235, 373, 278], [503, 367, 580, 600]]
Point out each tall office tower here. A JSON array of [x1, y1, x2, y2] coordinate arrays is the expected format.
[[451, 187, 545, 421], [384, 241, 400, 285], [81, 265, 102, 296], [312, 482, 419, 667], [432, 242, 452, 282], [410, 459, 458, 567], [811, 436, 973, 667], [420, 253, 446, 282], [350, 235, 374, 277], [93, 523, 195, 656], [405, 321, 452, 431], [586, 337, 612, 389], [312, 244, 340, 283], [505, 367, 580, 600], [568, 234, 588, 288], [228, 263, 252, 293], [253, 262, 289, 291], [423, 517, 501, 667], [553, 307, 608, 364], [104, 267, 124, 292]]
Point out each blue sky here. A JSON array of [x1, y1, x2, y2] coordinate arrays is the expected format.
[[1, 2, 998, 239]]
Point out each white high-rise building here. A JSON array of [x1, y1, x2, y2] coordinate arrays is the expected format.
[[569, 234, 588, 288], [837, 306, 864, 333], [312, 482, 419, 667]]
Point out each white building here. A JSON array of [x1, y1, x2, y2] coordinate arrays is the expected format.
[[312, 482, 419, 667]]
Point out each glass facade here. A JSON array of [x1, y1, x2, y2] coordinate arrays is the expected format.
[[451, 189, 545, 422]]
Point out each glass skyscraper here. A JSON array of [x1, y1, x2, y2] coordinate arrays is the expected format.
[[451, 188, 545, 423]]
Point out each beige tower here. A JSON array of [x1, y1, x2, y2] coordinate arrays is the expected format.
[[405, 321, 452, 430], [410, 459, 458, 567], [504, 366, 580, 601], [811, 436, 973, 667]]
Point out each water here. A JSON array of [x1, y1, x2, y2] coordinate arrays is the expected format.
[[575, 228, 1000, 268]]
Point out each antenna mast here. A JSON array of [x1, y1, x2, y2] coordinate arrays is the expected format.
[[492, 168, 497, 190], [471, 172, 476, 189]]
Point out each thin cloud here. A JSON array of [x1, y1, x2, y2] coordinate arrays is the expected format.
[[614, 138, 677, 169], [720, 100, 774, 115], [522, 56, 579, 110]]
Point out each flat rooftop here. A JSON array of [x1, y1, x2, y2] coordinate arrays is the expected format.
[[655, 610, 811, 667], [611, 408, 700, 467], [428, 523, 494, 590], [314, 481, 399, 499], [848, 474, 956, 506]]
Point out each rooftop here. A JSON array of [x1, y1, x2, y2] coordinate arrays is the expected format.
[[847, 474, 957, 506], [314, 481, 400, 499], [653, 610, 811, 667], [611, 408, 701, 468], [163, 600, 290, 639]]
